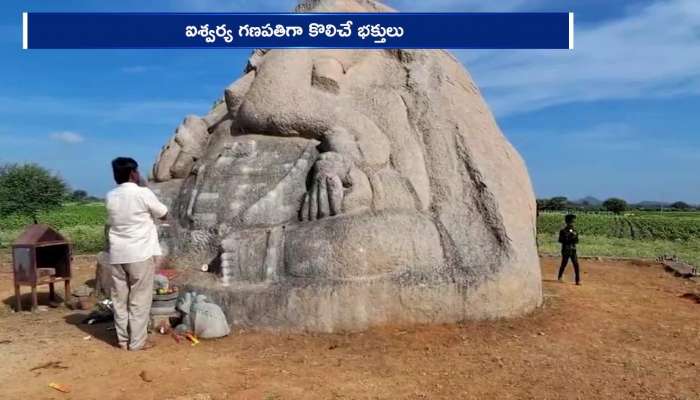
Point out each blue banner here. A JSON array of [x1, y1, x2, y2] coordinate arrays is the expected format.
[[23, 12, 573, 50]]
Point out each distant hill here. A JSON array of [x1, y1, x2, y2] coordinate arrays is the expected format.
[[634, 201, 671, 209], [539, 196, 697, 210], [575, 196, 603, 206]]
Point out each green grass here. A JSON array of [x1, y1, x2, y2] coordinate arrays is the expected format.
[[538, 211, 700, 241], [538, 211, 700, 266], [537, 234, 700, 266], [0, 202, 106, 230], [0, 202, 106, 254]]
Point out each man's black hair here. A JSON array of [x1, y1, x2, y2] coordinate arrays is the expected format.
[[565, 214, 576, 224], [111, 157, 139, 184]]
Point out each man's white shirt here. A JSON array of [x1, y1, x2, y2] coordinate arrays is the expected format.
[[106, 182, 168, 265]]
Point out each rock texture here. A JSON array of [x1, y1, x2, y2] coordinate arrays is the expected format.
[[151, 0, 541, 332]]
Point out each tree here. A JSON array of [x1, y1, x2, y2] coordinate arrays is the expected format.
[[536, 197, 569, 211], [71, 189, 88, 202], [603, 197, 628, 214], [670, 201, 691, 210], [547, 196, 569, 211], [0, 163, 68, 223]]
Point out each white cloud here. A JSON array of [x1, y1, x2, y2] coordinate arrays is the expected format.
[[50, 131, 85, 143], [458, 0, 700, 116]]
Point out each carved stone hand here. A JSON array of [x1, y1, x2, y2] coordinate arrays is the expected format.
[[300, 152, 352, 221]]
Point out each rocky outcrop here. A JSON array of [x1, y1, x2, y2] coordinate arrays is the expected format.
[[151, 0, 542, 332]]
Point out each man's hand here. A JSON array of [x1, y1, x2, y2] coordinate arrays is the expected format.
[[103, 223, 111, 252]]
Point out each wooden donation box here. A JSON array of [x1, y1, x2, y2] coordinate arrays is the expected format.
[[12, 224, 72, 311]]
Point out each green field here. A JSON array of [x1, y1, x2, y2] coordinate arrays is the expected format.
[[1, 204, 699, 265], [0, 202, 106, 253], [538, 211, 700, 266]]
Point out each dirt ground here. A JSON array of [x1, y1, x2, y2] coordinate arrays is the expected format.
[[0, 255, 698, 400]]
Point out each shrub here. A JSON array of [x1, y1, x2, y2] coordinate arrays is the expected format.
[[0, 163, 68, 223]]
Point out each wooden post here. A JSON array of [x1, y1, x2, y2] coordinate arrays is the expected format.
[[30, 285, 38, 312], [14, 285, 21, 312], [49, 282, 56, 302], [64, 280, 71, 306]]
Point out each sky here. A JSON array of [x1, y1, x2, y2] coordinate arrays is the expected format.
[[0, 0, 698, 203]]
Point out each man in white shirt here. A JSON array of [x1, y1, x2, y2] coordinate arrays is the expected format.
[[106, 157, 168, 351]]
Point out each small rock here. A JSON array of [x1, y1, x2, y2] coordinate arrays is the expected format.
[[139, 370, 153, 383], [72, 284, 93, 298]]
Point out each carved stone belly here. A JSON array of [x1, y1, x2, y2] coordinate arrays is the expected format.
[[189, 134, 318, 230]]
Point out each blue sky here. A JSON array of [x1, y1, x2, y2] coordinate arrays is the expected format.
[[1, 0, 699, 203]]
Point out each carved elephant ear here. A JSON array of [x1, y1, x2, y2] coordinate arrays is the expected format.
[[152, 116, 210, 182], [224, 71, 255, 116], [152, 136, 181, 182]]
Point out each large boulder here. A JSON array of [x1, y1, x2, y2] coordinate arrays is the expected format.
[[151, 0, 541, 332]]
